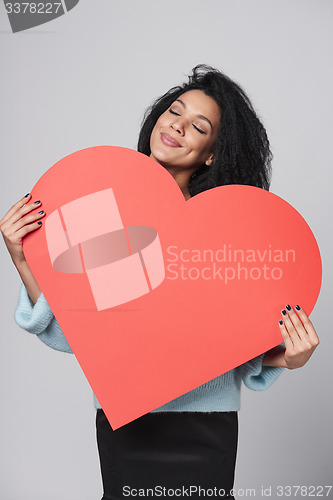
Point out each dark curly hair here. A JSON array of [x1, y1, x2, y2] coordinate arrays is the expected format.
[[137, 64, 273, 196]]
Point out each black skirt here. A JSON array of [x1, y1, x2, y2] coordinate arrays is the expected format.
[[96, 409, 238, 500]]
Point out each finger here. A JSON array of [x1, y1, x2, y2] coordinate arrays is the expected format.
[[11, 209, 45, 234], [278, 318, 294, 350], [281, 309, 303, 347], [1, 199, 42, 233], [294, 305, 320, 348], [0, 193, 31, 227], [284, 304, 311, 346], [14, 219, 44, 241]]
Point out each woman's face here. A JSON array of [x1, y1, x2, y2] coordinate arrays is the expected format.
[[149, 89, 221, 172]]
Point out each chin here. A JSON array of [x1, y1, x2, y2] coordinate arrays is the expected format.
[[150, 149, 172, 168], [152, 157, 170, 170]]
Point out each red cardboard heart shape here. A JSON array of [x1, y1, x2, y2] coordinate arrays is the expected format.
[[23, 146, 322, 429]]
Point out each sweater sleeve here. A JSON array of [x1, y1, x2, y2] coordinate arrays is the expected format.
[[238, 343, 285, 391], [14, 284, 73, 354]]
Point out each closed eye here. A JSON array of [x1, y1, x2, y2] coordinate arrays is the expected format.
[[169, 109, 206, 134], [193, 124, 206, 135]]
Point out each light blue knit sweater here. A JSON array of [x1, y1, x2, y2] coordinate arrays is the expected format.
[[14, 284, 285, 412]]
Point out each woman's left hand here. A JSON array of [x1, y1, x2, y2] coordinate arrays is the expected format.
[[279, 305, 320, 369]]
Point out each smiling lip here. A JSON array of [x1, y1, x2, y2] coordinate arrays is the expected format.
[[160, 133, 182, 147]]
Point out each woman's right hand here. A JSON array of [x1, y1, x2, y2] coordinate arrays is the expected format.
[[0, 193, 45, 267]]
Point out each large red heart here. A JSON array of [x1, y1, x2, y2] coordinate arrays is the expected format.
[[23, 146, 322, 429]]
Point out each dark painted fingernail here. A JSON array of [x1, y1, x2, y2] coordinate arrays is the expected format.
[[24, 193, 30, 197], [295, 305, 300, 310], [279, 320, 283, 325], [286, 304, 291, 311], [282, 309, 287, 316], [37, 221, 42, 226], [38, 211, 44, 215], [34, 200, 41, 204]]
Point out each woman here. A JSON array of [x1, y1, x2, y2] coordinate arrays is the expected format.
[[0, 65, 320, 499]]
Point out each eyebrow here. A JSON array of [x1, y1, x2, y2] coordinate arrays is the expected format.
[[175, 99, 214, 131]]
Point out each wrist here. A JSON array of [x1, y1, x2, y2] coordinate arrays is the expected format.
[[13, 258, 42, 305], [12, 255, 28, 270]]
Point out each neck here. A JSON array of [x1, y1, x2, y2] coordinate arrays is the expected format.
[[169, 168, 192, 199], [162, 165, 193, 200], [149, 154, 193, 200]]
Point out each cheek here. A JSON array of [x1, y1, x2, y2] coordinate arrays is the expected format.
[[189, 135, 212, 155], [150, 125, 159, 147], [151, 117, 165, 141]]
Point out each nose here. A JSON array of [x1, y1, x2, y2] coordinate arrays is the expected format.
[[170, 116, 185, 136]]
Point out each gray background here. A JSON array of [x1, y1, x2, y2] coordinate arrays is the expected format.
[[1, 1, 332, 498]]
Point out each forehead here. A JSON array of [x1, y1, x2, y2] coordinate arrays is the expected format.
[[174, 89, 220, 121]]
